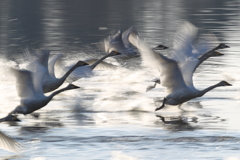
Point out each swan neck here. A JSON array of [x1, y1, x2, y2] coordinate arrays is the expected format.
[[197, 46, 218, 65], [193, 46, 219, 73], [90, 53, 111, 70], [198, 82, 222, 97], [60, 63, 79, 81], [48, 87, 68, 99]]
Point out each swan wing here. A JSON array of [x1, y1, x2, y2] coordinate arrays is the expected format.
[[10, 68, 36, 98], [105, 29, 127, 53], [172, 21, 199, 87], [35, 50, 50, 69], [31, 61, 47, 95], [48, 54, 63, 78], [172, 21, 198, 62], [129, 34, 187, 93], [122, 26, 134, 48], [23, 51, 48, 94], [25, 50, 50, 73], [193, 33, 219, 58], [65, 65, 93, 83], [0, 131, 22, 153], [172, 22, 219, 87]]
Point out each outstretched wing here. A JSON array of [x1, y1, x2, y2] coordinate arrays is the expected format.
[[0, 130, 22, 153], [172, 21, 198, 62], [65, 65, 93, 83], [129, 33, 187, 94], [103, 29, 128, 53], [31, 60, 47, 95], [35, 50, 50, 69], [172, 21, 219, 87], [24, 51, 48, 95], [26, 50, 50, 74], [10, 68, 36, 98], [48, 54, 63, 78], [122, 26, 134, 48]]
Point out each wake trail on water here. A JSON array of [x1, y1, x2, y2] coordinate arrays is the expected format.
[[72, 66, 164, 112]]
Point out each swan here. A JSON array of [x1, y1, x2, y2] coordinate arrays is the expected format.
[[145, 22, 229, 91], [0, 60, 80, 121], [25, 50, 89, 93], [146, 50, 225, 92], [64, 50, 121, 83], [99, 27, 168, 61], [99, 28, 137, 60], [129, 28, 231, 111]]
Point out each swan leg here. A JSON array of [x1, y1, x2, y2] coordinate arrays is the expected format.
[[31, 113, 40, 119], [146, 82, 158, 92], [178, 104, 183, 110], [155, 98, 166, 111], [146, 85, 154, 92]]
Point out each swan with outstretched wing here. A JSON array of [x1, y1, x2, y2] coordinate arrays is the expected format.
[[0, 59, 80, 121], [146, 22, 229, 91], [129, 29, 231, 111], [26, 50, 88, 93]]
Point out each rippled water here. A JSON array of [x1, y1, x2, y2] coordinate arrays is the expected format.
[[0, 0, 240, 159]]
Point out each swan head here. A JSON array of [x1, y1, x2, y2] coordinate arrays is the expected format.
[[66, 84, 81, 90], [217, 43, 230, 49], [4, 115, 21, 122], [75, 61, 89, 67], [219, 81, 232, 86], [153, 45, 169, 50]]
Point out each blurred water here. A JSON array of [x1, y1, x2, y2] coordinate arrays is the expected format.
[[0, 0, 240, 159]]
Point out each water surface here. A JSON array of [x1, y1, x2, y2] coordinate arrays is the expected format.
[[0, 0, 240, 159]]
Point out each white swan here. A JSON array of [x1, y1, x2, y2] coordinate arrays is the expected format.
[[100, 28, 137, 60], [64, 50, 121, 83], [129, 28, 231, 111], [170, 22, 229, 88], [1, 60, 80, 120], [146, 49, 226, 92], [29, 50, 89, 93], [99, 27, 168, 61], [146, 22, 229, 91]]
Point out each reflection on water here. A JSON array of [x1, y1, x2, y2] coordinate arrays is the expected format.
[[0, 0, 240, 159]]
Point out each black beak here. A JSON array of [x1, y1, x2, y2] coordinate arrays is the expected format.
[[15, 118, 21, 122], [153, 45, 169, 50]]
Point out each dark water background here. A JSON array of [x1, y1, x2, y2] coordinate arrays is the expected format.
[[0, 0, 240, 159]]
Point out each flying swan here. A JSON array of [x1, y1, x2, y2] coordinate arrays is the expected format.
[[129, 25, 231, 111]]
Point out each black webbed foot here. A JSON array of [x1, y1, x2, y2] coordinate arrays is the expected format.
[[31, 113, 40, 119], [155, 98, 166, 111]]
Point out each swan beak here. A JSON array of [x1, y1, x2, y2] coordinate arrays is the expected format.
[[225, 82, 232, 86], [72, 84, 81, 89], [68, 84, 81, 89], [153, 45, 169, 50], [13, 115, 21, 122], [113, 51, 121, 55], [215, 52, 224, 56]]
